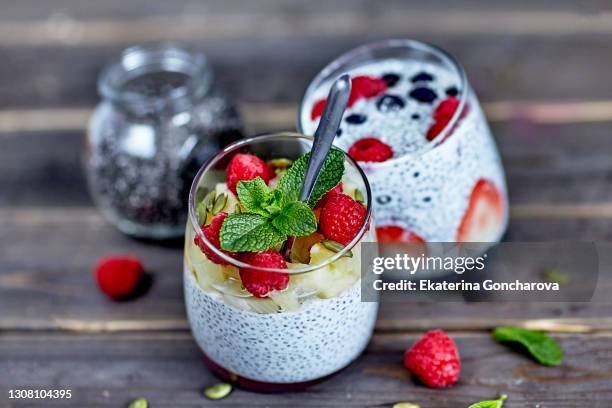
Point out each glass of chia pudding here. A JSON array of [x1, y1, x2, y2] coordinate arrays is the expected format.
[[184, 133, 378, 390], [299, 39, 508, 245]]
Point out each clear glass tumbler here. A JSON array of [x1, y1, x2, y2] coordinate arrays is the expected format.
[[298, 39, 508, 245], [184, 133, 378, 391]]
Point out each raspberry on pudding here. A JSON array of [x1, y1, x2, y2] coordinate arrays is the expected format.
[[184, 134, 378, 389]]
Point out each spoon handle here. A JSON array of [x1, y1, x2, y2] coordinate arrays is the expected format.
[[299, 74, 351, 202]]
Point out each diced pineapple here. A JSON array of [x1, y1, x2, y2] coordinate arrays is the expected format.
[[269, 288, 300, 312], [291, 243, 360, 299]]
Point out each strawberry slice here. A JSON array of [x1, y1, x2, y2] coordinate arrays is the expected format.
[[310, 75, 387, 120], [376, 225, 425, 243], [456, 179, 506, 242]]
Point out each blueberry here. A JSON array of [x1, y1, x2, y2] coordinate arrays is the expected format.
[[382, 73, 401, 87], [376, 195, 392, 205], [336, 128, 343, 137], [446, 86, 459, 96], [345, 114, 367, 125], [376, 94, 405, 112], [411, 72, 434, 82], [409, 87, 437, 104], [411, 113, 420, 120]]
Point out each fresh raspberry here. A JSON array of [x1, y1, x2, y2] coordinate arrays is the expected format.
[[319, 193, 366, 245], [310, 75, 387, 120], [349, 75, 388, 105], [316, 182, 343, 208], [348, 137, 393, 162], [94, 256, 144, 300], [226, 153, 274, 195], [194, 212, 235, 265], [239, 250, 289, 298], [404, 330, 461, 388]]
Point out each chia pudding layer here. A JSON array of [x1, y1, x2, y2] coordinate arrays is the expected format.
[[184, 266, 378, 383], [300, 58, 508, 243]]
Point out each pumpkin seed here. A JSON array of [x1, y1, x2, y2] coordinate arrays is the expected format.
[[128, 398, 148, 408], [203, 190, 217, 212], [204, 382, 232, 400], [321, 240, 353, 258], [212, 192, 228, 215], [354, 188, 365, 205], [267, 158, 293, 169], [393, 403, 420, 408], [195, 186, 208, 204]]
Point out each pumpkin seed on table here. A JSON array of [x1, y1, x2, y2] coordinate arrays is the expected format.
[[393, 403, 420, 408], [204, 382, 232, 400], [128, 398, 148, 408], [321, 240, 353, 258]]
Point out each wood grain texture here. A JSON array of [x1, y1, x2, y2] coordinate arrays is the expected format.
[[1, 35, 612, 109], [1, 332, 611, 407]]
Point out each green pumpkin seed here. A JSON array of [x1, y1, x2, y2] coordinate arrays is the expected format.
[[128, 398, 148, 408], [212, 192, 228, 215], [321, 240, 353, 258], [393, 403, 420, 408], [204, 382, 232, 400], [203, 190, 217, 212], [196, 201, 209, 224], [354, 188, 365, 205], [267, 158, 293, 169], [234, 203, 242, 214]]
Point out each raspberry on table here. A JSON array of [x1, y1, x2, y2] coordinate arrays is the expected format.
[[226, 153, 275, 195], [194, 212, 235, 265], [319, 193, 366, 246], [94, 255, 145, 300], [348, 137, 394, 162], [404, 329, 461, 388], [239, 250, 290, 298]]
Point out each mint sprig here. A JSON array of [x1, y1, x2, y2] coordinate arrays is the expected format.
[[219, 150, 344, 252], [492, 326, 563, 366], [276, 147, 344, 207]]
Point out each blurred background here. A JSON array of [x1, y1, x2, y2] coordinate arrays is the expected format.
[[2, 1, 612, 407]]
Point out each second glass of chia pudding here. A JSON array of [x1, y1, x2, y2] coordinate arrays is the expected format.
[[184, 133, 378, 390], [299, 39, 509, 245]]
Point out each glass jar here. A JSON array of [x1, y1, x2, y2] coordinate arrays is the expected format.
[[298, 39, 508, 245], [184, 133, 378, 390], [85, 44, 243, 239]]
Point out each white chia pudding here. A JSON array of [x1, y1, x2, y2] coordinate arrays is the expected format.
[[184, 266, 378, 383], [300, 58, 508, 243], [184, 135, 378, 385]]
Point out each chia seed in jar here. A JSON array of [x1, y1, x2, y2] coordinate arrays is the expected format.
[[85, 44, 243, 239]]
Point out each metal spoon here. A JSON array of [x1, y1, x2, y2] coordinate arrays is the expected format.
[[299, 74, 351, 201], [284, 74, 351, 259]]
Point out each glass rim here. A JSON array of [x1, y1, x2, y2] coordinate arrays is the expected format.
[[188, 132, 373, 274], [98, 43, 212, 110], [297, 38, 469, 166]]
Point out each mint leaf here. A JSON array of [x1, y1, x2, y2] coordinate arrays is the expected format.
[[220, 213, 286, 252], [236, 177, 271, 217], [272, 201, 317, 236], [276, 148, 344, 207], [492, 327, 563, 366], [468, 394, 507, 408]]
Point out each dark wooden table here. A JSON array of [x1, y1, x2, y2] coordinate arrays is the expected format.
[[2, 1, 612, 406]]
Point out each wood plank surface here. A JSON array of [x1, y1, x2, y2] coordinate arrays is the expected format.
[[1, 332, 611, 407]]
